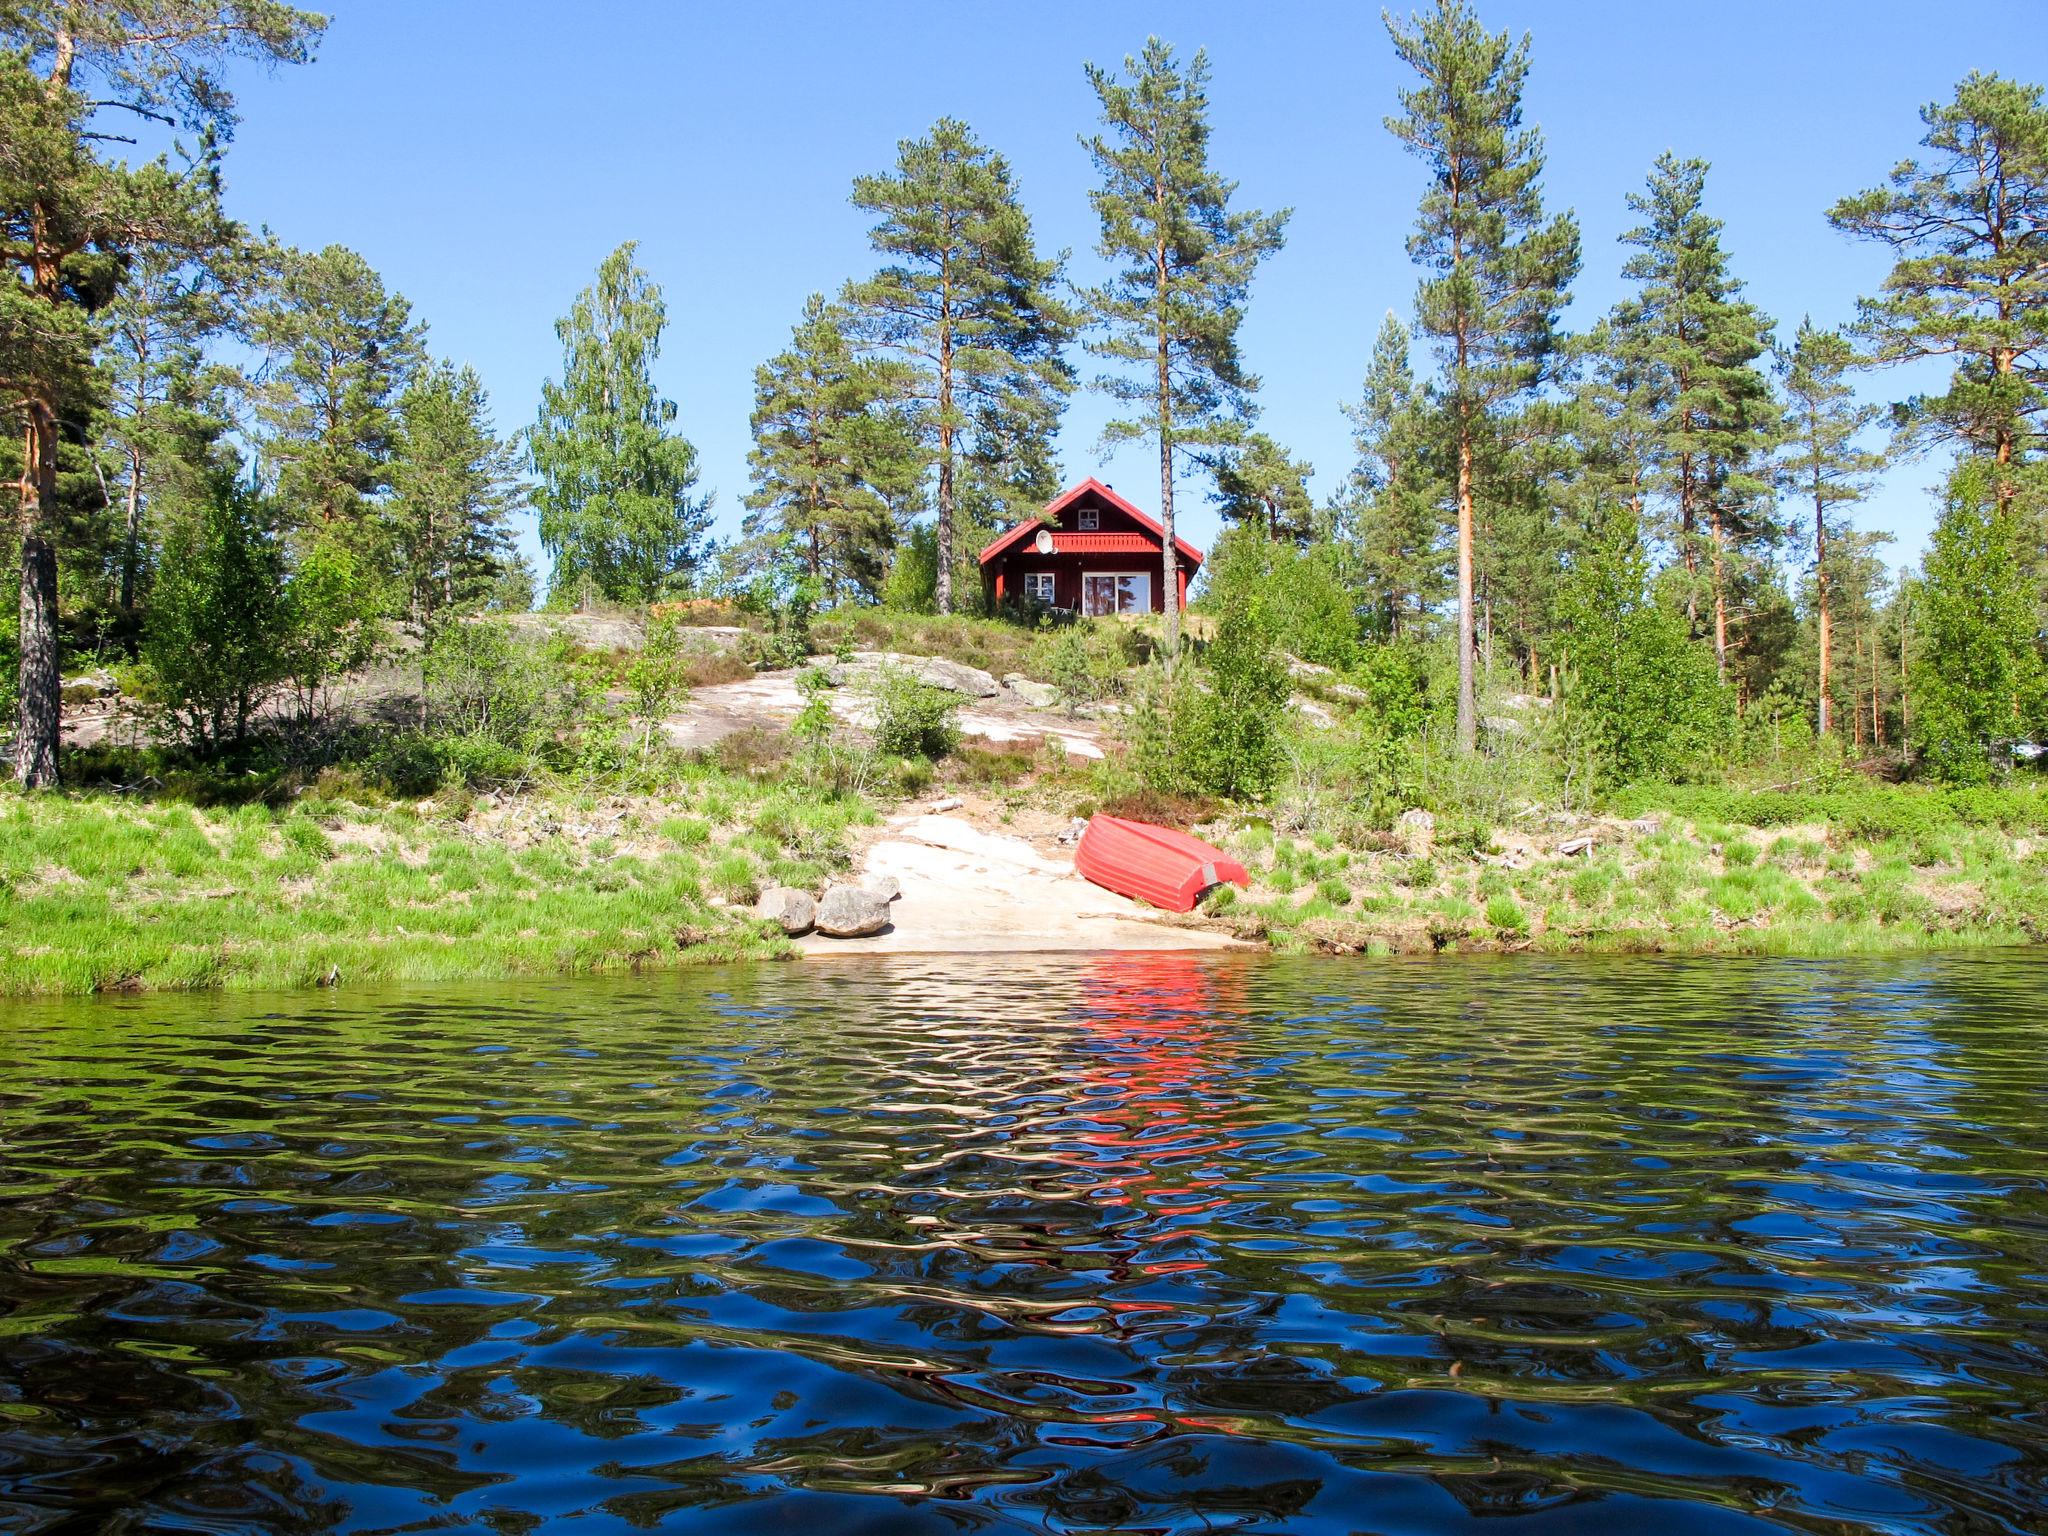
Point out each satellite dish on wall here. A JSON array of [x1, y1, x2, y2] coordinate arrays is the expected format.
[[1034, 528, 1054, 555]]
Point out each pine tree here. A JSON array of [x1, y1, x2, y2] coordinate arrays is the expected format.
[[1829, 73, 2048, 506], [389, 361, 526, 637], [97, 149, 238, 615], [530, 242, 712, 606], [1777, 320, 1885, 737], [1911, 461, 2048, 781], [1384, 0, 1579, 748], [243, 241, 425, 562], [1209, 432, 1314, 543], [1610, 153, 1779, 678], [745, 294, 921, 605], [3, 1, 321, 788], [844, 119, 1074, 614], [1339, 313, 1444, 636], [1082, 37, 1289, 665]]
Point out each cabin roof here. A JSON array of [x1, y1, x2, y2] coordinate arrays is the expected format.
[[977, 478, 1205, 568]]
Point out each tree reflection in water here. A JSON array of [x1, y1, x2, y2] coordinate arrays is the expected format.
[[0, 952, 2043, 1533]]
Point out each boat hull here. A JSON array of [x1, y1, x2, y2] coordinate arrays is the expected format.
[[1073, 815, 1250, 913]]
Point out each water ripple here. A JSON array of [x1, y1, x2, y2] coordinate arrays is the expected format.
[[0, 952, 2044, 1532]]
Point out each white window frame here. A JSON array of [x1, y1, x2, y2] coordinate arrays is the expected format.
[[1083, 570, 1150, 616], [1077, 505, 1100, 531], [1021, 570, 1057, 605]]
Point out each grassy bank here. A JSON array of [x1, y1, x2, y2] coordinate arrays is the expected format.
[[1184, 790, 2048, 957], [0, 772, 877, 996]]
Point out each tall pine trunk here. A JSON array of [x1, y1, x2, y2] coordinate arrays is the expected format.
[[1453, 418, 1476, 751], [1814, 479, 1831, 736], [1709, 503, 1729, 680], [14, 406, 62, 788], [935, 307, 955, 615], [1154, 230, 1179, 672], [120, 447, 145, 614]]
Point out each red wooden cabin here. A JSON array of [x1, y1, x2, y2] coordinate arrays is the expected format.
[[979, 479, 1203, 616]]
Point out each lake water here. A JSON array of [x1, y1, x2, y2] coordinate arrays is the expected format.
[[0, 953, 2043, 1534]]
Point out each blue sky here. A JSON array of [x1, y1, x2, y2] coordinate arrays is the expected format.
[[209, 0, 2046, 585]]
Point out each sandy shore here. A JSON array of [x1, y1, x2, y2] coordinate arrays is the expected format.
[[797, 811, 1249, 955]]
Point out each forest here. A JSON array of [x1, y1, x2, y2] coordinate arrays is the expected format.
[[3, 2, 2047, 995]]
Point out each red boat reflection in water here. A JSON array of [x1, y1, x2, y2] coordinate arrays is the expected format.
[[1069, 951, 1249, 1255]]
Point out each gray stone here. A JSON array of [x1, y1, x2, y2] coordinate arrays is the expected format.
[[863, 873, 902, 904], [815, 885, 891, 938], [829, 652, 1001, 698], [928, 795, 964, 814], [1004, 674, 1060, 708], [1288, 696, 1336, 729], [1555, 834, 1596, 857], [754, 886, 816, 935]]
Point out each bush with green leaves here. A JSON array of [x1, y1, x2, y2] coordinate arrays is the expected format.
[[868, 664, 960, 759], [1197, 526, 1361, 670], [1133, 600, 1290, 801], [625, 610, 693, 753], [1038, 623, 1131, 713], [421, 620, 588, 771], [1909, 463, 2048, 784], [1556, 507, 1731, 785], [741, 547, 821, 669], [881, 523, 939, 614], [277, 533, 386, 718], [141, 475, 292, 754]]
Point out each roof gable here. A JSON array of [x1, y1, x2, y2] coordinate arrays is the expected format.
[[978, 478, 1204, 567]]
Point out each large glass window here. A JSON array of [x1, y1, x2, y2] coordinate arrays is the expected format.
[[1082, 572, 1150, 616]]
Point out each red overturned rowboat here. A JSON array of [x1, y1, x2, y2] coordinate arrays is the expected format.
[[1073, 815, 1250, 913]]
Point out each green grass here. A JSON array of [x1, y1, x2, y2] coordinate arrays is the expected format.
[[0, 766, 880, 994], [1224, 795, 2042, 959]]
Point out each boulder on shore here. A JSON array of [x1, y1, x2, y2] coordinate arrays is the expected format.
[[754, 886, 816, 936], [827, 652, 1001, 698], [1004, 674, 1060, 708], [863, 874, 902, 904], [815, 885, 891, 938]]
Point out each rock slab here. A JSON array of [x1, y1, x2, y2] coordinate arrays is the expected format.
[[815, 885, 891, 937]]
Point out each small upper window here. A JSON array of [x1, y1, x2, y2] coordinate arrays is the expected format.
[[1077, 505, 1100, 531]]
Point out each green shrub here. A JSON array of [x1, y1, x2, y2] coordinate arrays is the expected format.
[[1556, 505, 1732, 785], [141, 474, 292, 753], [423, 620, 585, 766], [625, 610, 693, 753], [869, 666, 960, 759]]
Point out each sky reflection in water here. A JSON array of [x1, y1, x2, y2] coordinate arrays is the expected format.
[[0, 951, 2044, 1533]]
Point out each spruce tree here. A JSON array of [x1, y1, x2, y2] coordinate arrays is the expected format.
[[1082, 37, 1288, 664], [844, 119, 1074, 614], [745, 294, 921, 605], [1830, 74, 2048, 506], [2, 1, 321, 788], [530, 242, 712, 606], [1384, 0, 1579, 748], [1777, 320, 1885, 737], [1339, 313, 1444, 637], [389, 361, 526, 637], [1610, 153, 1779, 678], [1209, 432, 1314, 543], [243, 242, 425, 559]]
